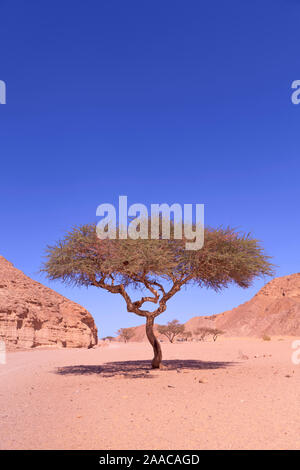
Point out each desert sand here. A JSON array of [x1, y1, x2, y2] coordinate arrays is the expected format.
[[0, 338, 299, 450]]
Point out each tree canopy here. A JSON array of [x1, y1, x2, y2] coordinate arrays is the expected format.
[[41, 222, 274, 368]]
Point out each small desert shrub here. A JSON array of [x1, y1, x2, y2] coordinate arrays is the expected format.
[[262, 334, 271, 341]]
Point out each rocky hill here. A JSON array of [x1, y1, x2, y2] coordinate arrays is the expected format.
[[212, 273, 300, 336], [0, 256, 98, 349], [116, 273, 300, 340]]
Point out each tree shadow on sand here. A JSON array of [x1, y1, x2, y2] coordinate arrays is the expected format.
[[55, 359, 235, 379]]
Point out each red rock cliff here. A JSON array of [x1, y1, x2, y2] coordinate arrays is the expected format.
[[0, 256, 98, 349]]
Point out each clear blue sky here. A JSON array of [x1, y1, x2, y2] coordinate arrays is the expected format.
[[1, 0, 299, 337]]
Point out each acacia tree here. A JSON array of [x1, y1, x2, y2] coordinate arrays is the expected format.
[[195, 327, 211, 341], [211, 328, 224, 341], [157, 319, 185, 343], [117, 327, 135, 343], [181, 331, 193, 341], [196, 327, 224, 341], [41, 223, 273, 369]]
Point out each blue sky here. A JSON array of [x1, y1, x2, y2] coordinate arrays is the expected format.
[[1, 0, 300, 337]]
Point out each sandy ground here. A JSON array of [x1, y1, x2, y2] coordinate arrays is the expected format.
[[0, 337, 299, 450]]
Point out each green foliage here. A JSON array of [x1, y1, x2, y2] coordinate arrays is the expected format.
[[42, 223, 274, 289], [157, 320, 185, 343], [41, 221, 275, 319]]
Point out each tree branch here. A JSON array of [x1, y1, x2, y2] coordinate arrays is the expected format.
[[88, 272, 191, 320]]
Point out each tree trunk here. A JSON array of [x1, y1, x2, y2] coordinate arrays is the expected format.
[[146, 316, 162, 369]]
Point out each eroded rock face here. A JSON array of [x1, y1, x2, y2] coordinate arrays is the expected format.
[[214, 273, 300, 336], [187, 274, 300, 337], [118, 273, 300, 339], [0, 256, 98, 349]]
